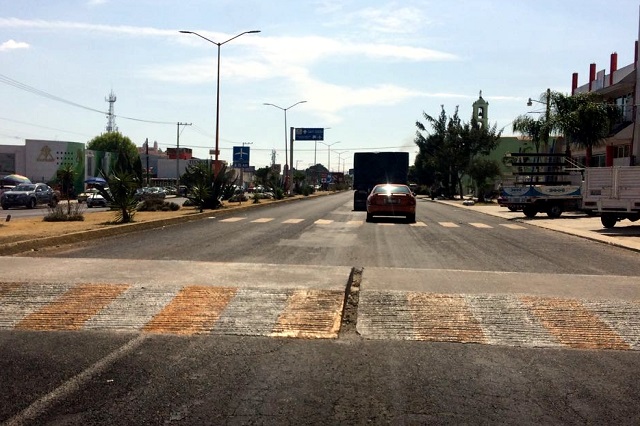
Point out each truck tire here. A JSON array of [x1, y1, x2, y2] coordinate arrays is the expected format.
[[546, 204, 563, 218], [601, 214, 617, 229], [27, 198, 36, 209], [523, 205, 537, 218]]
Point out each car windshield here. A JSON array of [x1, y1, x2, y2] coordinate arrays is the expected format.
[[13, 184, 35, 191], [373, 185, 410, 194]]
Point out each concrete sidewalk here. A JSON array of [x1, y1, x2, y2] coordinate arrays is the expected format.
[[434, 199, 640, 253]]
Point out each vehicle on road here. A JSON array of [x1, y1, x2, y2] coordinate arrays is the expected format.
[[86, 192, 108, 208], [353, 152, 409, 211], [135, 186, 167, 201], [498, 152, 583, 218], [366, 183, 416, 223], [1, 183, 59, 210], [77, 188, 99, 203], [581, 165, 640, 228]]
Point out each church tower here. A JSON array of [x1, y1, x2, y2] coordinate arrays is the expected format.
[[472, 90, 489, 128]]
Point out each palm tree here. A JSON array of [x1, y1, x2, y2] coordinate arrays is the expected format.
[[512, 115, 545, 154], [552, 92, 621, 166], [56, 164, 74, 215]]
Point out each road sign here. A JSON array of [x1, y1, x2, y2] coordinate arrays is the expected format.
[[294, 128, 324, 141], [233, 146, 250, 168]]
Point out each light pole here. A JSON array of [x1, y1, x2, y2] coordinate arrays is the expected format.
[[527, 88, 552, 150], [180, 29, 260, 176], [314, 127, 331, 166], [319, 141, 340, 172], [263, 101, 307, 192], [334, 150, 348, 173]]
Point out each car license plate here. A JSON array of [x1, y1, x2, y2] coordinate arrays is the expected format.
[[385, 198, 399, 204]]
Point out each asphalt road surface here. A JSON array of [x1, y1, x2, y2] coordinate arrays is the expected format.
[[2, 191, 640, 425]]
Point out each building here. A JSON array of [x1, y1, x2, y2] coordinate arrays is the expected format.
[[571, 45, 639, 166]]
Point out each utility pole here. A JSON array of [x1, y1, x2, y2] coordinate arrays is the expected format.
[[176, 122, 192, 192]]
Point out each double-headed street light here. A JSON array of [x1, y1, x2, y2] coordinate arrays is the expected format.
[[263, 101, 307, 192], [319, 141, 341, 172], [179, 29, 260, 176], [334, 150, 349, 173], [527, 88, 552, 150]]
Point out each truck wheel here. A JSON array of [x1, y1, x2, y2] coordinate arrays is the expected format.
[[522, 206, 537, 218], [601, 215, 617, 229], [27, 198, 36, 209], [546, 204, 563, 218]]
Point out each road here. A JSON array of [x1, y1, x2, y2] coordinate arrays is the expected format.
[[2, 191, 640, 424]]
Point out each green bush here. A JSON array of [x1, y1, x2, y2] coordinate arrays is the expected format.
[[137, 199, 181, 212]]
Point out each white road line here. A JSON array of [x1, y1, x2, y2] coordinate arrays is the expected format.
[[500, 224, 527, 229], [315, 219, 334, 225], [4, 335, 148, 426], [469, 223, 493, 229], [346, 220, 364, 225], [220, 217, 246, 222], [439, 222, 459, 228], [410, 222, 427, 227], [282, 219, 304, 224], [251, 218, 275, 223]]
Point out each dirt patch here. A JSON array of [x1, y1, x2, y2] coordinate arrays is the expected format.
[[0, 207, 203, 245]]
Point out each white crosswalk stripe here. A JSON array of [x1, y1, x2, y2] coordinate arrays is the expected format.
[[216, 217, 528, 231]]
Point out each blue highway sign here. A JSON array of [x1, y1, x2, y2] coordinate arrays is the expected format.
[[295, 128, 324, 141]]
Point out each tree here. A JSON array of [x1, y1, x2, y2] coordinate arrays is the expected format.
[[467, 157, 502, 202], [87, 132, 140, 177], [415, 106, 502, 198], [56, 165, 75, 216], [512, 115, 545, 154], [552, 92, 621, 166], [103, 170, 138, 223], [181, 162, 236, 210]]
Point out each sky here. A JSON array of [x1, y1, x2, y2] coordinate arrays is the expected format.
[[1, 0, 639, 173]]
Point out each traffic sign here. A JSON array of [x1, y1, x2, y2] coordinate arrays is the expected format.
[[233, 146, 250, 168], [294, 128, 324, 141]]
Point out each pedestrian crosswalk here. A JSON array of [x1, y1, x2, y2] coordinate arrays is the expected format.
[[214, 216, 528, 230]]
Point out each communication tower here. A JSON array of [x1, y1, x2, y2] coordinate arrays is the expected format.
[[105, 90, 118, 133]]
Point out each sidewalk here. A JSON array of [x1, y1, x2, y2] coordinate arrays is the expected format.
[[434, 198, 640, 253]]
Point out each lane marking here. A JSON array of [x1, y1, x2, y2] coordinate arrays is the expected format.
[[500, 224, 527, 229], [346, 220, 364, 225], [271, 289, 344, 338], [251, 218, 274, 223], [439, 222, 459, 228], [469, 222, 493, 229], [314, 219, 334, 225], [16, 284, 129, 331], [519, 296, 630, 350], [410, 222, 427, 227], [143, 286, 237, 335], [4, 335, 148, 426], [408, 293, 486, 344], [282, 218, 304, 224], [220, 217, 246, 222]]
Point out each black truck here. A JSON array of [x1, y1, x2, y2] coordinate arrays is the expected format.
[[352, 152, 409, 211]]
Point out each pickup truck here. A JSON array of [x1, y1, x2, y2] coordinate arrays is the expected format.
[[581, 166, 640, 228], [1, 183, 59, 209]]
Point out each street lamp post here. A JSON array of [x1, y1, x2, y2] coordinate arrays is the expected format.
[[319, 141, 340, 172], [527, 88, 552, 150], [334, 150, 348, 173], [314, 127, 331, 166], [180, 29, 260, 176], [263, 101, 307, 192]]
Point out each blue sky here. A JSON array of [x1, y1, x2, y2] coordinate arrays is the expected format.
[[1, 0, 639, 172]]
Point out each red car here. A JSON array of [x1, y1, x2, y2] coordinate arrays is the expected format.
[[366, 184, 416, 223]]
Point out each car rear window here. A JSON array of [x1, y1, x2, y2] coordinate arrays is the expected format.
[[373, 185, 411, 194]]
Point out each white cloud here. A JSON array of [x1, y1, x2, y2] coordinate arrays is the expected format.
[[0, 39, 29, 51], [87, 0, 108, 6], [355, 5, 427, 34]]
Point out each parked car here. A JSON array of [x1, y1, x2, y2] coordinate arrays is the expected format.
[[135, 187, 166, 201], [86, 193, 108, 208], [1, 183, 59, 210], [366, 184, 416, 223], [77, 188, 99, 203]]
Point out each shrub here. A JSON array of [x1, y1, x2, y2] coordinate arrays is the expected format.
[[44, 204, 85, 222], [137, 199, 181, 212]]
